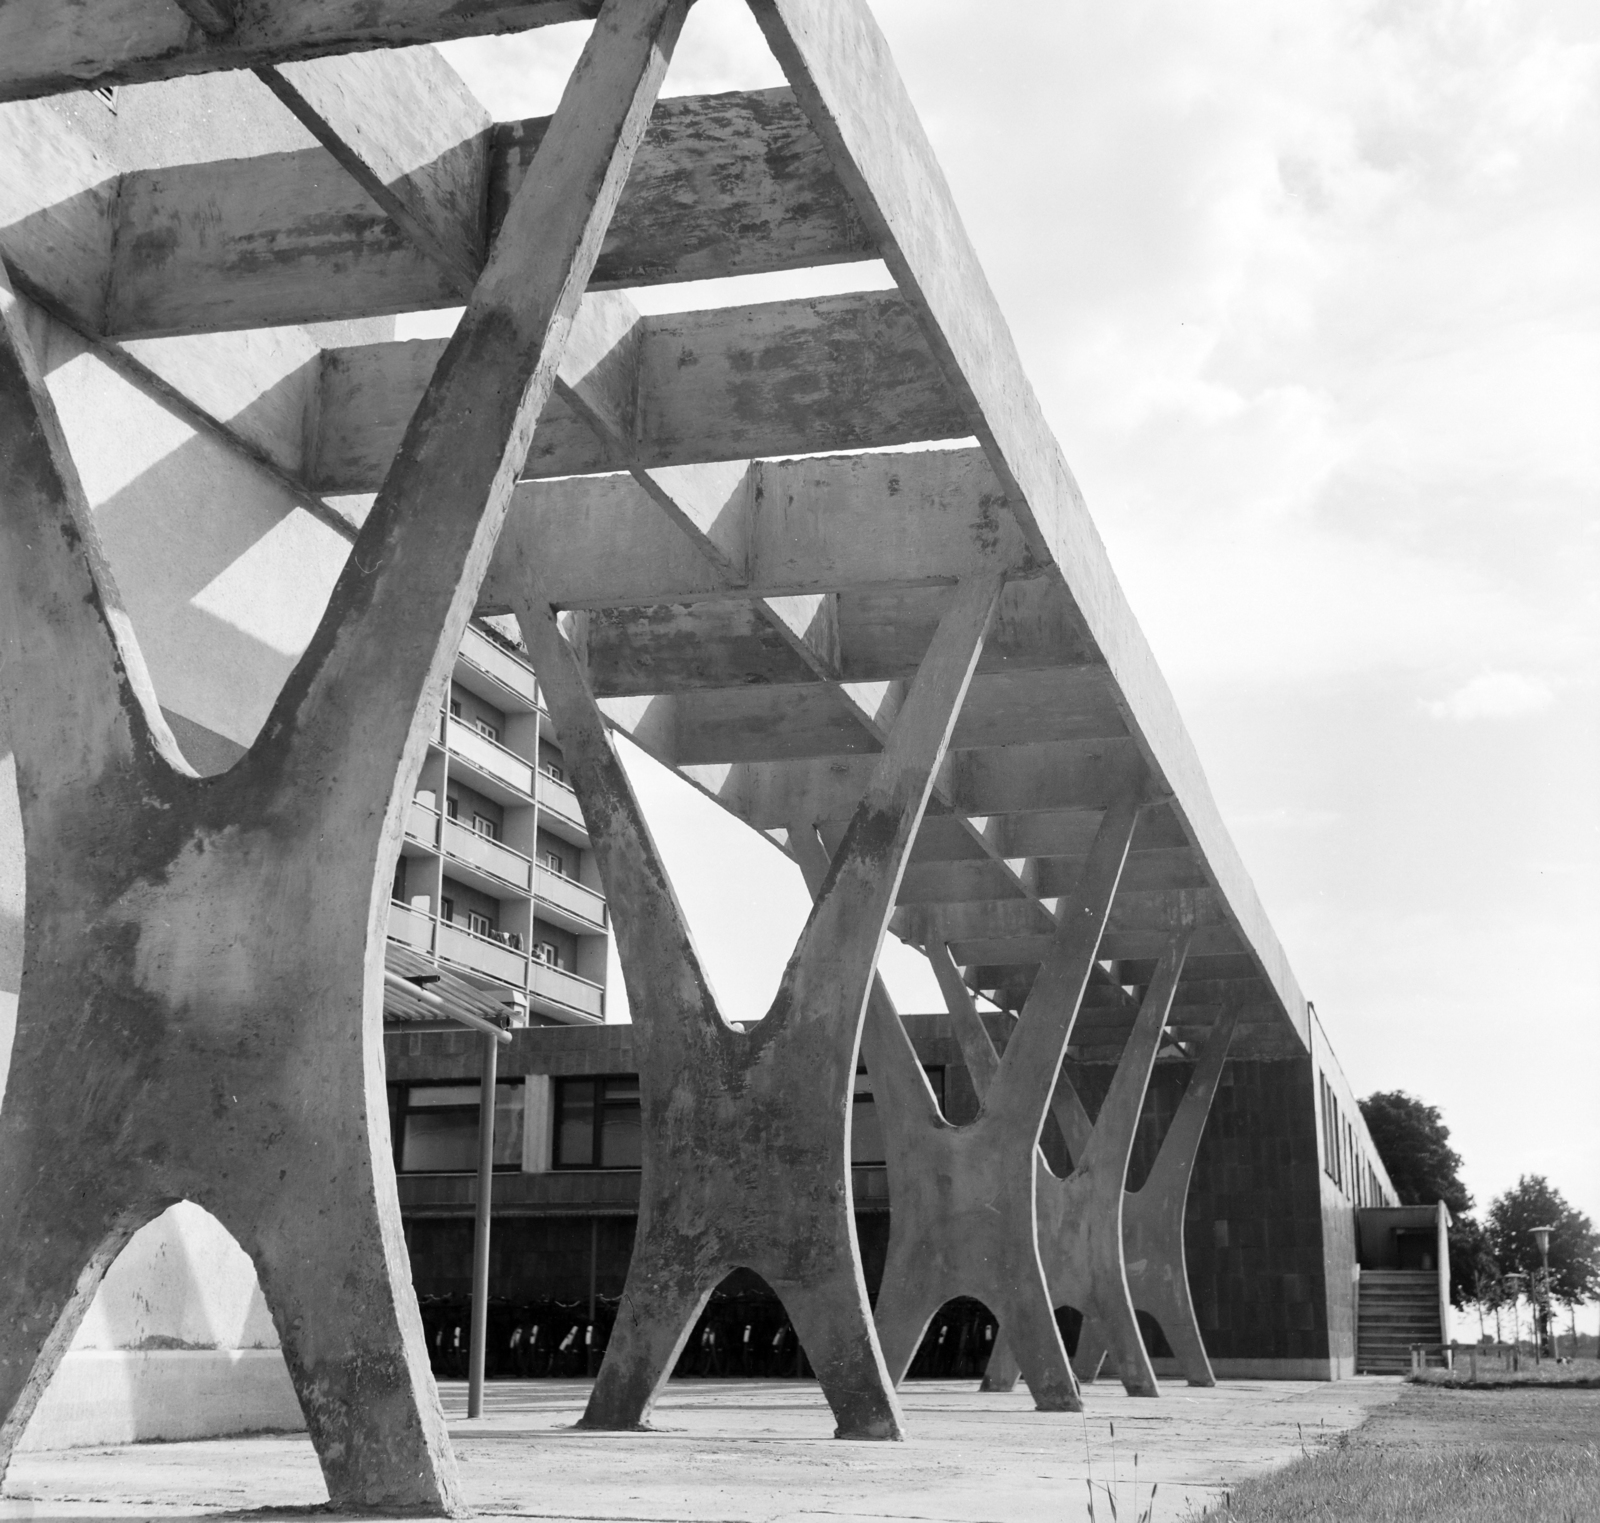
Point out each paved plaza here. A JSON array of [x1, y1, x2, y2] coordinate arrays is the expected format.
[[2, 1378, 1403, 1523]]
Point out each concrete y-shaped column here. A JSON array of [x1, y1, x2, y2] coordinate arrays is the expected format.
[[1070, 1005, 1238, 1387], [935, 926, 1192, 1399], [792, 800, 1145, 1412], [0, 2, 685, 1508], [512, 572, 1002, 1439]]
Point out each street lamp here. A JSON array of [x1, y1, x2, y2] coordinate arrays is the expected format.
[[1532, 1225, 1555, 1360]]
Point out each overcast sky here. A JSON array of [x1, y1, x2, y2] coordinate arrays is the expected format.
[[439, 0, 1599, 1238]]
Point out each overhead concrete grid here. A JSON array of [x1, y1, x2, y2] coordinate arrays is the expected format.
[[0, 0, 1403, 1510]]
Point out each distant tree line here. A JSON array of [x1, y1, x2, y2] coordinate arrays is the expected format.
[[1358, 1090, 1599, 1347]]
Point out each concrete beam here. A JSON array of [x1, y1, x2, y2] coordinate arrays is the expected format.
[[309, 290, 963, 491], [749, 0, 1308, 1054], [98, 89, 872, 339], [0, 0, 595, 103], [258, 48, 492, 294]]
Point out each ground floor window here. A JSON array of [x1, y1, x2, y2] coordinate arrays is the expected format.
[[389, 1081, 524, 1173], [553, 1076, 641, 1168]]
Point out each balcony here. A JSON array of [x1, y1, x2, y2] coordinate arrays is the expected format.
[[538, 767, 588, 840], [458, 625, 541, 711], [442, 817, 533, 894], [535, 865, 607, 933], [436, 919, 529, 988], [446, 716, 534, 800], [405, 799, 440, 850], [387, 900, 436, 954], [531, 960, 605, 1021]]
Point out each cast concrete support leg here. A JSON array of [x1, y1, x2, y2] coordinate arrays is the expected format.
[[790, 797, 1145, 1414], [512, 573, 1002, 1439], [0, 2, 684, 1505], [1073, 1006, 1238, 1388], [937, 926, 1193, 1400]]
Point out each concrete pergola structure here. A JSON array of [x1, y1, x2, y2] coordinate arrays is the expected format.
[[0, 0, 1395, 1511]]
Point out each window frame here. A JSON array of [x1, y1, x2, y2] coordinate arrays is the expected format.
[[552, 1074, 643, 1170], [388, 1080, 524, 1175]]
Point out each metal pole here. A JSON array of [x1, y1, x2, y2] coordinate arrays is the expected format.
[[467, 1027, 498, 1418]]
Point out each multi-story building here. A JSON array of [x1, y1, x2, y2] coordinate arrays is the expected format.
[[383, 616, 609, 1032]]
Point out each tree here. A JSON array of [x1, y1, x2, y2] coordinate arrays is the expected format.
[[1487, 1176, 1600, 1310], [1358, 1090, 1473, 1215], [1359, 1090, 1481, 1308], [1447, 1214, 1500, 1325]]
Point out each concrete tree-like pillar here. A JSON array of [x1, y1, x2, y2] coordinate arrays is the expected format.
[[1071, 1005, 1239, 1388], [791, 799, 1146, 1413], [937, 927, 1193, 1400], [511, 570, 1004, 1440], [0, 1, 685, 1508]]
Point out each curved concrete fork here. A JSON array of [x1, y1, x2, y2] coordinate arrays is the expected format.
[[955, 932, 1193, 1400], [520, 576, 1003, 1442], [0, 905, 460, 1511], [1074, 1005, 1238, 1388], [0, 4, 688, 1505], [795, 799, 1147, 1414]]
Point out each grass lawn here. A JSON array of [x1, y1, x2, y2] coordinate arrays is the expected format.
[[1194, 1384, 1600, 1522]]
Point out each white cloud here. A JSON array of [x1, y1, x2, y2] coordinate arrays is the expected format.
[[1424, 670, 1558, 721]]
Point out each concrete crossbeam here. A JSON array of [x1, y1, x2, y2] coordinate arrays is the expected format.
[[311, 292, 964, 491], [0, 0, 596, 103]]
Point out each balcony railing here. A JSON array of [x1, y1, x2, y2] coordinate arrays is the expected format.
[[436, 919, 529, 987], [387, 900, 436, 954], [405, 799, 439, 849], [459, 625, 541, 710], [442, 817, 533, 893], [446, 716, 535, 797], [538, 767, 587, 833], [531, 960, 605, 1020], [535, 865, 607, 930]]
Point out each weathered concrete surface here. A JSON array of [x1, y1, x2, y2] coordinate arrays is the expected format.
[[1075, 1007, 1240, 1388], [511, 577, 1000, 1441], [791, 801, 1142, 1413], [973, 934, 1194, 1401], [0, 1378, 1406, 1523], [0, 2, 685, 1510]]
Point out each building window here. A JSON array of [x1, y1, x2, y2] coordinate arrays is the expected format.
[[445, 796, 459, 821], [467, 910, 495, 939], [851, 1067, 944, 1166], [472, 813, 499, 841], [389, 1082, 524, 1173], [539, 849, 564, 876], [449, 699, 462, 719], [474, 718, 500, 743], [541, 762, 565, 785], [532, 941, 563, 969], [553, 1076, 641, 1169], [440, 896, 455, 923]]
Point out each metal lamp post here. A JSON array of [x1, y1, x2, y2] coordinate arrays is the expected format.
[[1532, 1225, 1555, 1360]]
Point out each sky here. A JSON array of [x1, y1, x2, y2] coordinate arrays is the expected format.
[[435, 0, 1600, 1238]]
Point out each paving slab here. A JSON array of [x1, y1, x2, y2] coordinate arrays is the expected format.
[[1, 1377, 1403, 1523]]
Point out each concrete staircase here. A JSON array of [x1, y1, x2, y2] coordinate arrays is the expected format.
[[1357, 1270, 1442, 1373]]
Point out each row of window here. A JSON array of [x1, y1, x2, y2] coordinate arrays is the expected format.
[[387, 1069, 947, 1175], [1318, 1070, 1383, 1207]]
